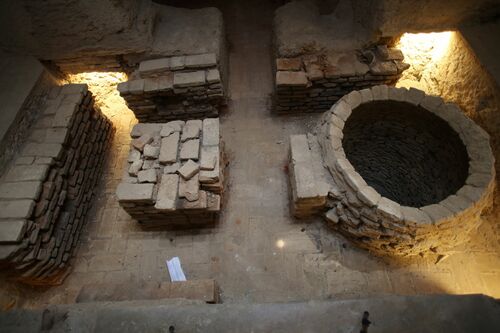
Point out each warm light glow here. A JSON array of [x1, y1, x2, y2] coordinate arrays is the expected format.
[[396, 31, 455, 91], [276, 239, 285, 249], [65, 72, 134, 125], [398, 31, 453, 63]]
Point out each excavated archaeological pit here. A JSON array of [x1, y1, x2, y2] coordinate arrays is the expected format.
[[290, 85, 496, 256], [342, 101, 469, 208]]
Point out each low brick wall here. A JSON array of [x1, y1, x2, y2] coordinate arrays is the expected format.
[[289, 85, 495, 256], [274, 45, 409, 114], [0, 84, 114, 284], [118, 54, 225, 122], [116, 118, 224, 228]]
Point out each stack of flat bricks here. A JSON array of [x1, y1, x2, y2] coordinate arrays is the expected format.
[[53, 55, 124, 74], [288, 134, 332, 218], [275, 45, 409, 114], [0, 84, 114, 285], [118, 53, 225, 122], [116, 118, 223, 228]]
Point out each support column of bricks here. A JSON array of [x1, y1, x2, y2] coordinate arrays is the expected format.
[[274, 45, 409, 114], [116, 118, 224, 228], [0, 84, 114, 285], [117, 53, 225, 122]]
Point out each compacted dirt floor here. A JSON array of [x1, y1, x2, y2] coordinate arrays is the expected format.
[[1, 0, 499, 308]]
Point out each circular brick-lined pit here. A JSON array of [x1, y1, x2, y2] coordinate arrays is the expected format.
[[317, 85, 495, 256]]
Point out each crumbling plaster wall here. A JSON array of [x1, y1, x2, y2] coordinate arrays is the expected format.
[[0, 0, 156, 60], [274, 0, 499, 56]]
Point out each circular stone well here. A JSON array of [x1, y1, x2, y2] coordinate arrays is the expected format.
[[317, 85, 495, 256]]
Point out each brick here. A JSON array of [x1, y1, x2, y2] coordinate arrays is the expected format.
[[178, 160, 200, 180], [173, 71, 206, 88], [276, 58, 302, 71], [155, 174, 179, 211], [131, 134, 153, 151], [0, 220, 28, 244], [377, 197, 402, 221], [200, 146, 218, 170], [0, 181, 42, 200], [180, 139, 200, 160], [138, 58, 171, 77], [128, 79, 145, 95], [163, 163, 180, 174], [184, 53, 217, 68], [137, 169, 157, 183], [143, 144, 160, 159], [206, 69, 221, 83], [159, 132, 180, 164], [22, 143, 62, 158], [5, 165, 50, 182], [116, 183, 155, 203], [170, 56, 186, 70], [0, 220, 28, 243], [128, 160, 143, 176], [202, 118, 219, 146], [276, 71, 308, 87], [52, 102, 77, 128], [130, 123, 162, 138], [178, 173, 200, 201], [180, 190, 207, 209], [181, 120, 202, 142], [0, 200, 35, 219]]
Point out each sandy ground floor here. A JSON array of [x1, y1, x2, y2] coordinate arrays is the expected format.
[[1, 0, 499, 309]]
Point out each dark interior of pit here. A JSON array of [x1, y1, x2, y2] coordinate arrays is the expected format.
[[342, 101, 469, 207]]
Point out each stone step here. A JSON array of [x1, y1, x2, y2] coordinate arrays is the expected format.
[[76, 279, 220, 304]]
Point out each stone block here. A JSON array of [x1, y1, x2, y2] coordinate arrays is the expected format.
[[127, 149, 141, 163], [170, 56, 186, 70], [45, 128, 69, 144], [202, 118, 219, 146], [143, 144, 160, 159], [200, 146, 218, 171], [420, 204, 453, 223], [61, 83, 88, 95], [129, 160, 143, 176], [178, 160, 200, 180], [22, 143, 62, 158], [290, 135, 311, 163], [180, 190, 207, 209], [128, 79, 145, 95], [173, 71, 206, 88], [159, 132, 180, 164], [138, 58, 171, 77], [164, 163, 180, 174], [333, 100, 352, 122], [131, 124, 162, 138], [132, 134, 154, 151], [181, 120, 202, 142], [0, 220, 28, 243], [357, 186, 381, 207], [137, 169, 157, 183], [377, 197, 402, 221], [184, 53, 217, 68], [0, 200, 35, 219], [276, 58, 302, 71], [5, 165, 50, 182], [370, 61, 398, 75], [276, 71, 308, 87], [0, 181, 42, 200], [155, 174, 179, 211], [206, 69, 221, 83], [116, 183, 155, 203], [401, 206, 432, 225], [178, 174, 200, 201], [52, 102, 78, 128], [180, 139, 200, 160]]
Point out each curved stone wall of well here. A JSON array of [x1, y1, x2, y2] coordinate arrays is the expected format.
[[316, 85, 496, 256]]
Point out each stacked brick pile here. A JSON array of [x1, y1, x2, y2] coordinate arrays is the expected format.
[[274, 45, 409, 114], [117, 53, 225, 122], [116, 118, 224, 228], [0, 84, 114, 284]]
